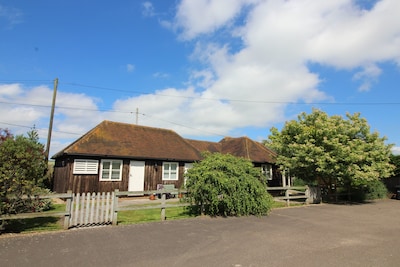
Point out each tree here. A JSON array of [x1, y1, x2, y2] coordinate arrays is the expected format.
[[267, 109, 394, 192], [185, 152, 274, 216], [0, 129, 48, 216], [389, 154, 400, 177]]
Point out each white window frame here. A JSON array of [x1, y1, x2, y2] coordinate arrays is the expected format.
[[162, 162, 179, 181], [261, 164, 273, 181], [100, 159, 123, 181], [73, 159, 99, 174]]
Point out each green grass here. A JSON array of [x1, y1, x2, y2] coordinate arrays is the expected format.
[[1, 200, 306, 234], [1, 203, 66, 234], [118, 206, 196, 224]]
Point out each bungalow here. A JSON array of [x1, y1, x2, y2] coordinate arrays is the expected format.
[[52, 120, 280, 193]]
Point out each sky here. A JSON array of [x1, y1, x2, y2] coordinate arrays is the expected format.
[[0, 0, 400, 158]]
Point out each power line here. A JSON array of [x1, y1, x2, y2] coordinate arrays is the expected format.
[[0, 121, 82, 136], [60, 81, 400, 105], [0, 101, 133, 114], [2, 80, 400, 106]]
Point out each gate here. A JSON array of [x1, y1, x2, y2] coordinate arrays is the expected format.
[[69, 192, 115, 228]]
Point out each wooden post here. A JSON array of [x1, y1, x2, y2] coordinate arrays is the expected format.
[[64, 190, 72, 230], [45, 78, 58, 162], [285, 189, 290, 207], [161, 193, 166, 221], [112, 189, 119, 226]]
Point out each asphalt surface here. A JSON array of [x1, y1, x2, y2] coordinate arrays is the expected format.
[[1, 199, 400, 267]]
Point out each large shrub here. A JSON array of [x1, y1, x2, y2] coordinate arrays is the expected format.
[[0, 129, 48, 216], [185, 152, 274, 216], [350, 179, 388, 202]]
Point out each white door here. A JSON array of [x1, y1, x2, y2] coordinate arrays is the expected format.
[[129, 161, 145, 192]]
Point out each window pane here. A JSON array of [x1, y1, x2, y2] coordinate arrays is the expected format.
[[111, 161, 121, 180], [171, 163, 177, 171], [111, 170, 120, 179], [102, 170, 110, 179], [103, 162, 110, 170]]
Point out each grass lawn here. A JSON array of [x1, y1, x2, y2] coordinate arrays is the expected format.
[[118, 206, 196, 225], [1, 204, 66, 234], [1, 200, 305, 234]]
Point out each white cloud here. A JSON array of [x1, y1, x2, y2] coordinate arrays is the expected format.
[[352, 63, 382, 92], [142, 1, 155, 17], [126, 63, 135, 72], [392, 146, 400, 155], [0, 4, 23, 29], [152, 72, 169, 79], [174, 0, 258, 40], [0, 84, 102, 157]]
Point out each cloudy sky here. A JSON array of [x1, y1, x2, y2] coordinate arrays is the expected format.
[[1, 0, 400, 157]]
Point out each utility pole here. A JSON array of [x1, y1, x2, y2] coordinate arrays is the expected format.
[[135, 107, 139, 125], [45, 78, 58, 162]]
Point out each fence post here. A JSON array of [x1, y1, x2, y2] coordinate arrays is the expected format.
[[64, 190, 73, 230], [305, 185, 310, 204], [285, 189, 290, 207], [112, 189, 119, 226], [161, 193, 166, 221]]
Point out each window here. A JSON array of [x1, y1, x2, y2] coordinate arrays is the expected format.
[[163, 162, 178, 181], [100, 160, 123, 181], [73, 159, 99, 174], [261, 164, 273, 181]]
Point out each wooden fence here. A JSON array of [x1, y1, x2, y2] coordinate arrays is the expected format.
[[1, 186, 319, 230]]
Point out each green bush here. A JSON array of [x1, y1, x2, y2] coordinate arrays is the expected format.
[[351, 179, 388, 202], [185, 152, 274, 216]]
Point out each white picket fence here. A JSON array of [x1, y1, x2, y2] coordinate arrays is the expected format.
[[69, 192, 115, 228]]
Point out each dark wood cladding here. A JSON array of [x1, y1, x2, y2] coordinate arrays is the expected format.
[[53, 157, 186, 193]]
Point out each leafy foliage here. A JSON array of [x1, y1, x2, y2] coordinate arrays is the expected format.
[[268, 109, 394, 189], [350, 179, 388, 202], [389, 154, 400, 177], [0, 129, 48, 216], [185, 152, 274, 216]]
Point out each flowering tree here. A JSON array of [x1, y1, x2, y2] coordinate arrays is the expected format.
[[267, 109, 394, 190]]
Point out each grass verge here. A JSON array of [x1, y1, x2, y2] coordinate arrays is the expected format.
[[1, 201, 305, 234]]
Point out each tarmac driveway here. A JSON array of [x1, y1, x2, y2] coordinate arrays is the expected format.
[[1, 199, 399, 267]]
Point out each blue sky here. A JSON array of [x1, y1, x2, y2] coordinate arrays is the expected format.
[[0, 0, 400, 157]]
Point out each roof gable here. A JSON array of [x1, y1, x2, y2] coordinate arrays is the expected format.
[[219, 137, 276, 163]]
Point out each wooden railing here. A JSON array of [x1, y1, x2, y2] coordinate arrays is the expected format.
[[0, 192, 73, 230], [267, 186, 310, 206], [1, 186, 320, 230], [0, 189, 187, 230]]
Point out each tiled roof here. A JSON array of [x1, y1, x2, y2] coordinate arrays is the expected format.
[[52, 120, 276, 164], [185, 139, 222, 153], [187, 137, 276, 164], [219, 137, 276, 163], [52, 120, 202, 161]]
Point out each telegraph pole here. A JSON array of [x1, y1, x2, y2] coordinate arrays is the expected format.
[[45, 78, 58, 162], [135, 107, 139, 125]]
